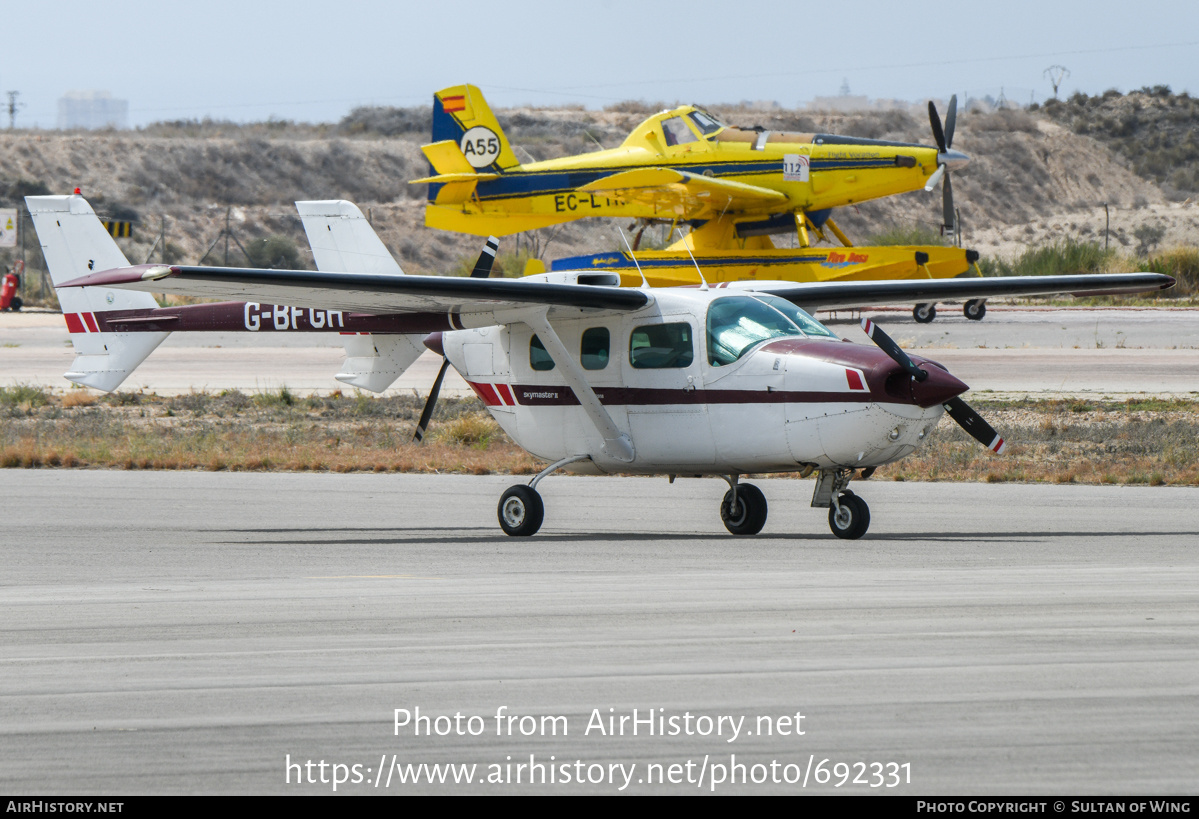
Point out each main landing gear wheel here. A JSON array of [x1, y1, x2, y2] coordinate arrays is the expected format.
[[963, 299, 986, 321], [720, 483, 767, 535], [913, 303, 936, 323], [828, 491, 870, 540], [498, 485, 544, 537]]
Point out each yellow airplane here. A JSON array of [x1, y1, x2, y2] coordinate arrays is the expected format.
[[412, 84, 967, 252]]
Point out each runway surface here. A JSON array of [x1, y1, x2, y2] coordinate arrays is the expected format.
[[3, 472, 1197, 794], [3, 307, 1198, 397]]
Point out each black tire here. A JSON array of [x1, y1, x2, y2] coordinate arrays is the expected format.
[[913, 303, 936, 323], [498, 485, 544, 537], [964, 299, 986, 321], [720, 483, 768, 535], [9, 297, 21, 312], [828, 492, 870, 540]]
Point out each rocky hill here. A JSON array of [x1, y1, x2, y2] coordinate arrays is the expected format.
[[1, 90, 1195, 281]]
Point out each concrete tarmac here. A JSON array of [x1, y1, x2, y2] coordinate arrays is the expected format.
[[2, 472, 1197, 795]]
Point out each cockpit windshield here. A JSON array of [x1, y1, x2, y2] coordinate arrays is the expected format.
[[706, 296, 804, 366], [689, 109, 725, 136], [750, 295, 839, 339]]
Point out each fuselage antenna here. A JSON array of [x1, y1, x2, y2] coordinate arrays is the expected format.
[[683, 241, 710, 291], [618, 227, 651, 289]]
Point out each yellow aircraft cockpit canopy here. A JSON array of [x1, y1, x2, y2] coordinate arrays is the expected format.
[[621, 105, 826, 153], [619, 105, 728, 151]]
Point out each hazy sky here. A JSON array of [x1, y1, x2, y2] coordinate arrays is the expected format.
[[4, 0, 1197, 127]]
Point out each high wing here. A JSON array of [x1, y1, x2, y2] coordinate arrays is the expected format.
[[60, 264, 652, 326], [745, 273, 1175, 311], [62, 264, 1173, 324], [578, 168, 787, 218]]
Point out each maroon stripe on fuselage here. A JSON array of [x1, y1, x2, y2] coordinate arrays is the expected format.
[[91, 302, 452, 334], [508, 384, 880, 407]]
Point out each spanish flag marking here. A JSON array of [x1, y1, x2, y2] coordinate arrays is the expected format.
[[442, 95, 466, 113]]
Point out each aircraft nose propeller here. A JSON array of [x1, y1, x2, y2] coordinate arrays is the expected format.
[[861, 317, 1006, 455], [926, 95, 963, 233], [887, 365, 969, 408], [940, 148, 969, 171]]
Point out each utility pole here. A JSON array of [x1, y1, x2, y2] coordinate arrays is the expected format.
[[198, 207, 250, 265], [5, 91, 24, 129], [1044, 65, 1070, 100]]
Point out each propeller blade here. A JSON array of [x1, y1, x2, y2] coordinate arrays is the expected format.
[[944, 94, 958, 149], [924, 164, 946, 192], [861, 318, 927, 381], [414, 235, 499, 443], [928, 100, 947, 153], [413, 357, 450, 444], [469, 236, 500, 278], [943, 171, 956, 230], [943, 396, 1007, 454]]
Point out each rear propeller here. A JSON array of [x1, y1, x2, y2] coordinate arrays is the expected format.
[[860, 317, 1006, 455], [412, 236, 500, 444], [925, 95, 967, 234]]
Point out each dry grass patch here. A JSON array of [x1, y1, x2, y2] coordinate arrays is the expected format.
[[61, 390, 98, 408], [1, 389, 1196, 485]]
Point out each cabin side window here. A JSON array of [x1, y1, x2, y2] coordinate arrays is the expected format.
[[661, 116, 699, 147], [581, 327, 610, 370], [529, 335, 555, 371], [629, 322, 694, 369]]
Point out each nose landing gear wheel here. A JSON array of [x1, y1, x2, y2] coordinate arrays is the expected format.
[[913, 303, 936, 323], [828, 491, 870, 539], [720, 483, 768, 535], [498, 485, 544, 536], [963, 299, 986, 321]]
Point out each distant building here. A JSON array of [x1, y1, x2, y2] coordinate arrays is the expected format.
[[735, 100, 782, 112], [806, 94, 873, 112], [57, 90, 128, 130]]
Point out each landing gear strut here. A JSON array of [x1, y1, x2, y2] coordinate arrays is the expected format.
[[812, 468, 871, 539], [496, 454, 591, 537], [828, 491, 870, 539], [719, 478, 767, 535]]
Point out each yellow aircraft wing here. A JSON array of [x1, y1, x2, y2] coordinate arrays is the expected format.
[[578, 168, 788, 218]]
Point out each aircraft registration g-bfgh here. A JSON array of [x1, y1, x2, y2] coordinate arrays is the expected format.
[[35, 195, 1174, 539]]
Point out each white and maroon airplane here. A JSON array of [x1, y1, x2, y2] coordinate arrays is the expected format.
[[30, 194, 1174, 539]]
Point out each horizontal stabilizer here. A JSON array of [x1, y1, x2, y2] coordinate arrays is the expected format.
[[420, 140, 475, 176]]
